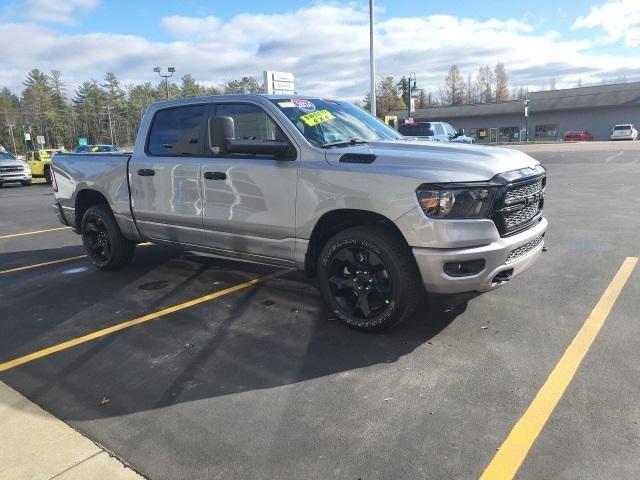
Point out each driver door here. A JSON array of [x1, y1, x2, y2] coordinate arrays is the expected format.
[[199, 102, 298, 264]]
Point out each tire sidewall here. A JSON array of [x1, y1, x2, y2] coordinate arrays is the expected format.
[[317, 233, 407, 330]]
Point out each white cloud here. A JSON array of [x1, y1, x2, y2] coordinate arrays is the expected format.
[[573, 0, 640, 47], [1, 2, 639, 99], [20, 0, 100, 25]]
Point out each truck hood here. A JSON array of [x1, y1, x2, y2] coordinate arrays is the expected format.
[[0, 158, 25, 168], [324, 139, 540, 183]]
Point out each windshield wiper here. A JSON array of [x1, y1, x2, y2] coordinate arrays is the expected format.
[[321, 138, 369, 148]]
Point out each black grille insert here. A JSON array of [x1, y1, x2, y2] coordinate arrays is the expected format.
[[492, 173, 546, 236]]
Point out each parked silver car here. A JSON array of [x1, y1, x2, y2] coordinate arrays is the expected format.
[[0, 151, 32, 187], [52, 95, 547, 331]]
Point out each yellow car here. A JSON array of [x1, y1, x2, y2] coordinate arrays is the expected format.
[[26, 148, 66, 184]]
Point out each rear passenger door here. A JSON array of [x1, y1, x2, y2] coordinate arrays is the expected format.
[[129, 104, 207, 245]]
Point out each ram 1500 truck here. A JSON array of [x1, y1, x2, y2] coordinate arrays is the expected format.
[[52, 95, 547, 331]]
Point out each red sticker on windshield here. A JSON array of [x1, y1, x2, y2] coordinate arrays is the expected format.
[[292, 99, 316, 112]]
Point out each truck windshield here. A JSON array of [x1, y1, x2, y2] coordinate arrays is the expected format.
[[270, 98, 400, 148], [0, 152, 16, 160]]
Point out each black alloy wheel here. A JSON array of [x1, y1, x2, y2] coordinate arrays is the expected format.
[[327, 245, 393, 320], [83, 214, 112, 265], [81, 204, 136, 270], [317, 225, 421, 331]]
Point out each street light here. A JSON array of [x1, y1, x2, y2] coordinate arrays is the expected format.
[[154, 67, 176, 100], [407, 72, 416, 120], [524, 96, 530, 142]]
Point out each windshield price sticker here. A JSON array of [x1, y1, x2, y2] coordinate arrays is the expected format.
[[300, 110, 336, 126], [292, 99, 316, 112]]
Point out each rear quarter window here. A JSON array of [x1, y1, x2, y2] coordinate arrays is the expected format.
[[147, 105, 207, 156]]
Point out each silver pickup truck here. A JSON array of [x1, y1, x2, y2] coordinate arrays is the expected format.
[[52, 95, 547, 330]]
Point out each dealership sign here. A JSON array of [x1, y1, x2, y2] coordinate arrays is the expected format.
[[263, 71, 295, 94]]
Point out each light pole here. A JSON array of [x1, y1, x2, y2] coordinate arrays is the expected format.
[[369, 0, 376, 117], [154, 67, 176, 100], [407, 72, 416, 120], [524, 96, 530, 142]]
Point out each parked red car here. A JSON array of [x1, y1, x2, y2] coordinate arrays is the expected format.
[[563, 130, 593, 141]]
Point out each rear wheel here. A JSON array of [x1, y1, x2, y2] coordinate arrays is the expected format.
[[317, 225, 422, 331], [44, 166, 52, 184], [81, 204, 135, 270]]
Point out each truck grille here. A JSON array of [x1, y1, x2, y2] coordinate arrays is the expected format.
[[504, 202, 540, 229], [0, 166, 22, 173], [506, 235, 544, 263], [504, 179, 543, 204], [493, 172, 546, 236]]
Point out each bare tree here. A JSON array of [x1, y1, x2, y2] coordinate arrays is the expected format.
[[442, 65, 466, 106], [475, 66, 494, 103], [494, 62, 509, 102]]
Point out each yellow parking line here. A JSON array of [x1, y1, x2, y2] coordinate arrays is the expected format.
[[0, 243, 152, 276], [479, 256, 638, 480], [0, 255, 87, 275], [0, 269, 290, 373], [0, 226, 72, 239]]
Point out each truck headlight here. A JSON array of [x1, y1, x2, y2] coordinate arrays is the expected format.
[[416, 185, 497, 219]]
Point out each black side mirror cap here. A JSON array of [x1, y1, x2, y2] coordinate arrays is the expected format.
[[210, 116, 235, 154]]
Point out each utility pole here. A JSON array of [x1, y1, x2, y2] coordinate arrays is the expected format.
[[369, 0, 376, 117], [103, 105, 115, 146], [407, 72, 416, 120], [154, 67, 176, 100], [7, 122, 17, 155]]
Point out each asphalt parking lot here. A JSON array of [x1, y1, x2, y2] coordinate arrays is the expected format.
[[1, 141, 639, 479]]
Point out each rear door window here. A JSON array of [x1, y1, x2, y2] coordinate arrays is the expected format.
[[147, 105, 207, 156]]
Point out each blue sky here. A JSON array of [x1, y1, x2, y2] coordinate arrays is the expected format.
[[1, 0, 638, 98]]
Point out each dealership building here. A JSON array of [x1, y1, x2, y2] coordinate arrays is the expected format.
[[389, 81, 640, 142]]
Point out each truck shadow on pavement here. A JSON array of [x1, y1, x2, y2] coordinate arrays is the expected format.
[[0, 248, 469, 423]]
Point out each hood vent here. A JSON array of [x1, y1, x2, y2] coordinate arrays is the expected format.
[[339, 153, 376, 164]]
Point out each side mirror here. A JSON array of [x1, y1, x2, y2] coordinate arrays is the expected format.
[[210, 115, 292, 158], [210, 116, 235, 155]]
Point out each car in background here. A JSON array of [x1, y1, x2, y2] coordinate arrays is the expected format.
[[398, 121, 474, 144], [26, 148, 65, 184], [563, 130, 593, 141], [610, 124, 638, 141], [0, 150, 32, 187], [74, 144, 118, 153]]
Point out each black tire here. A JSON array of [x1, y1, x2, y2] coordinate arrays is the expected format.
[[21, 180, 32, 186], [44, 166, 52, 184], [81, 204, 136, 270], [317, 225, 422, 331]]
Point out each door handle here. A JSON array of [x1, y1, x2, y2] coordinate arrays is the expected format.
[[137, 169, 155, 176], [204, 171, 226, 180]]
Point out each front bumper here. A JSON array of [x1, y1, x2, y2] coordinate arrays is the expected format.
[[412, 217, 547, 294], [0, 171, 31, 183]]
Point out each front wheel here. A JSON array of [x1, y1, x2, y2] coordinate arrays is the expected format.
[[317, 225, 422, 331], [81, 204, 136, 270], [21, 180, 32, 186]]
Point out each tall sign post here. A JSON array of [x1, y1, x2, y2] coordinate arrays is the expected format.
[[263, 71, 295, 94], [369, 0, 376, 117]]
